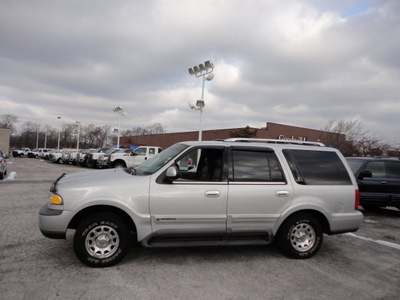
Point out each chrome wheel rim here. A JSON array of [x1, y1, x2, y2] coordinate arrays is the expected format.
[[85, 225, 120, 259], [290, 223, 315, 252]]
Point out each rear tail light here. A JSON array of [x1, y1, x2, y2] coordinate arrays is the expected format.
[[355, 190, 360, 210]]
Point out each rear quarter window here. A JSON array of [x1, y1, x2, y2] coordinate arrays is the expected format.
[[283, 149, 352, 185]]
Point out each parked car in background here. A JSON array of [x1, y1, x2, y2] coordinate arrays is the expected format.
[[0, 150, 8, 180], [77, 149, 96, 167], [39, 138, 362, 267], [28, 148, 51, 158], [12, 148, 30, 157], [97, 148, 130, 168], [86, 148, 111, 168], [49, 150, 65, 164], [108, 146, 162, 168], [66, 150, 81, 165], [346, 157, 400, 211]]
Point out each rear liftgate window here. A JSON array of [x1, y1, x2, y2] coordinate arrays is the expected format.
[[283, 150, 352, 185]]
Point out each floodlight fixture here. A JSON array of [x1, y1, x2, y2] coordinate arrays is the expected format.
[[204, 60, 214, 69], [113, 106, 123, 113], [206, 73, 215, 81], [187, 59, 215, 141], [196, 100, 205, 108], [188, 60, 214, 78]]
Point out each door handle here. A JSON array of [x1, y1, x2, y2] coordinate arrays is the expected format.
[[381, 181, 387, 184], [205, 191, 220, 197], [276, 191, 289, 197]]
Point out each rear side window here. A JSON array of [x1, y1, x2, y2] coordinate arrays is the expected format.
[[232, 150, 284, 182], [283, 150, 352, 185], [363, 161, 386, 178], [387, 161, 400, 179]]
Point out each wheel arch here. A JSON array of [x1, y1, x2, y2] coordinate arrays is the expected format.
[[113, 159, 127, 168], [274, 209, 331, 236], [68, 205, 137, 234]]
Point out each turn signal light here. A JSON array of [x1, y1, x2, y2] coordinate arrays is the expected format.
[[51, 194, 63, 205]]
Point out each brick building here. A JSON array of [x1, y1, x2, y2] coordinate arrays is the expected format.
[[119, 122, 334, 150], [0, 128, 11, 154]]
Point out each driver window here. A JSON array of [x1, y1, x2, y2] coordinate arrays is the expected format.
[[176, 148, 224, 182], [134, 148, 147, 156]]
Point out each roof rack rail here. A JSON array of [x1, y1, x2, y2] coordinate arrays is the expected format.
[[224, 138, 325, 147]]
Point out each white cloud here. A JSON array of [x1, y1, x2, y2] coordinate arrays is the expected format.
[[0, 0, 399, 144]]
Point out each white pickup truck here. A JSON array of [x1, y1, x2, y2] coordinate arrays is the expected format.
[[109, 146, 162, 168], [12, 148, 30, 157]]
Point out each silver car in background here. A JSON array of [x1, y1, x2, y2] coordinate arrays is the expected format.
[[0, 150, 8, 180]]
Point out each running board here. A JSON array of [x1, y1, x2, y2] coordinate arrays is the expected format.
[[143, 233, 272, 248]]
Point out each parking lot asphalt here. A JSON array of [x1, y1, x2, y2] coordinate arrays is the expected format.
[[1, 157, 400, 300]]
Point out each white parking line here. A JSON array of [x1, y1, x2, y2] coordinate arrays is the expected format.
[[345, 233, 400, 250]]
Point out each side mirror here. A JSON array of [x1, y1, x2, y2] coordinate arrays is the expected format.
[[359, 170, 372, 179], [166, 166, 178, 178], [165, 166, 180, 182]]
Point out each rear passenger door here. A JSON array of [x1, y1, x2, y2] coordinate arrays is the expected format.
[[386, 161, 400, 201], [358, 161, 390, 200], [227, 147, 293, 233]]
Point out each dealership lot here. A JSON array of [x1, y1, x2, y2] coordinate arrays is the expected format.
[[1, 157, 399, 299]]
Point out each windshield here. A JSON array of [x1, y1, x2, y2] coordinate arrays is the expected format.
[[346, 158, 364, 174], [133, 143, 188, 175]]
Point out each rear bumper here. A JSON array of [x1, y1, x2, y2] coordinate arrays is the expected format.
[[328, 211, 364, 234]]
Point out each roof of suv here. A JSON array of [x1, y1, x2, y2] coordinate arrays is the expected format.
[[179, 138, 327, 150], [347, 157, 400, 161]]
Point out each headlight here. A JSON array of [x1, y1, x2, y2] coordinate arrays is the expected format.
[[50, 193, 63, 205]]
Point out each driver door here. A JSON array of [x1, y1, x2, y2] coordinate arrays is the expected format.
[[149, 146, 228, 234]]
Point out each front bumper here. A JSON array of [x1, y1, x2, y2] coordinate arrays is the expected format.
[[39, 204, 72, 239]]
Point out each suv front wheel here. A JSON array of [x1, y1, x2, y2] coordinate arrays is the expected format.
[[73, 213, 130, 267], [276, 213, 323, 259]]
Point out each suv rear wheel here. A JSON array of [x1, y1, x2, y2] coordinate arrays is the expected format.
[[276, 213, 323, 259], [73, 213, 130, 267]]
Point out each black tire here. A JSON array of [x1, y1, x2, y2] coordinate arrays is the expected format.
[[0, 172, 4, 180], [113, 162, 126, 168], [276, 213, 323, 259], [73, 213, 130, 268]]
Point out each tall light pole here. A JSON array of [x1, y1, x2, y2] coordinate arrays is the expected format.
[[112, 106, 127, 148], [188, 60, 214, 141], [76, 121, 81, 150], [57, 116, 62, 150]]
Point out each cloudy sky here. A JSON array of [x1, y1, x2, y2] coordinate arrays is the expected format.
[[1, 0, 399, 143]]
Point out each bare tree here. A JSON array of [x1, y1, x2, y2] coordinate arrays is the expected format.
[[229, 126, 258, 138], [0, 114, 18, 134], [123, 123, 165, 136], [322, 119, 389, 156]]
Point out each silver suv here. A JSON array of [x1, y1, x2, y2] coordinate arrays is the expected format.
[[39, 138, 363, 267]]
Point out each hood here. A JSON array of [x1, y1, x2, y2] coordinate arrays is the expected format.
[[53, 168, 144, 192]]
